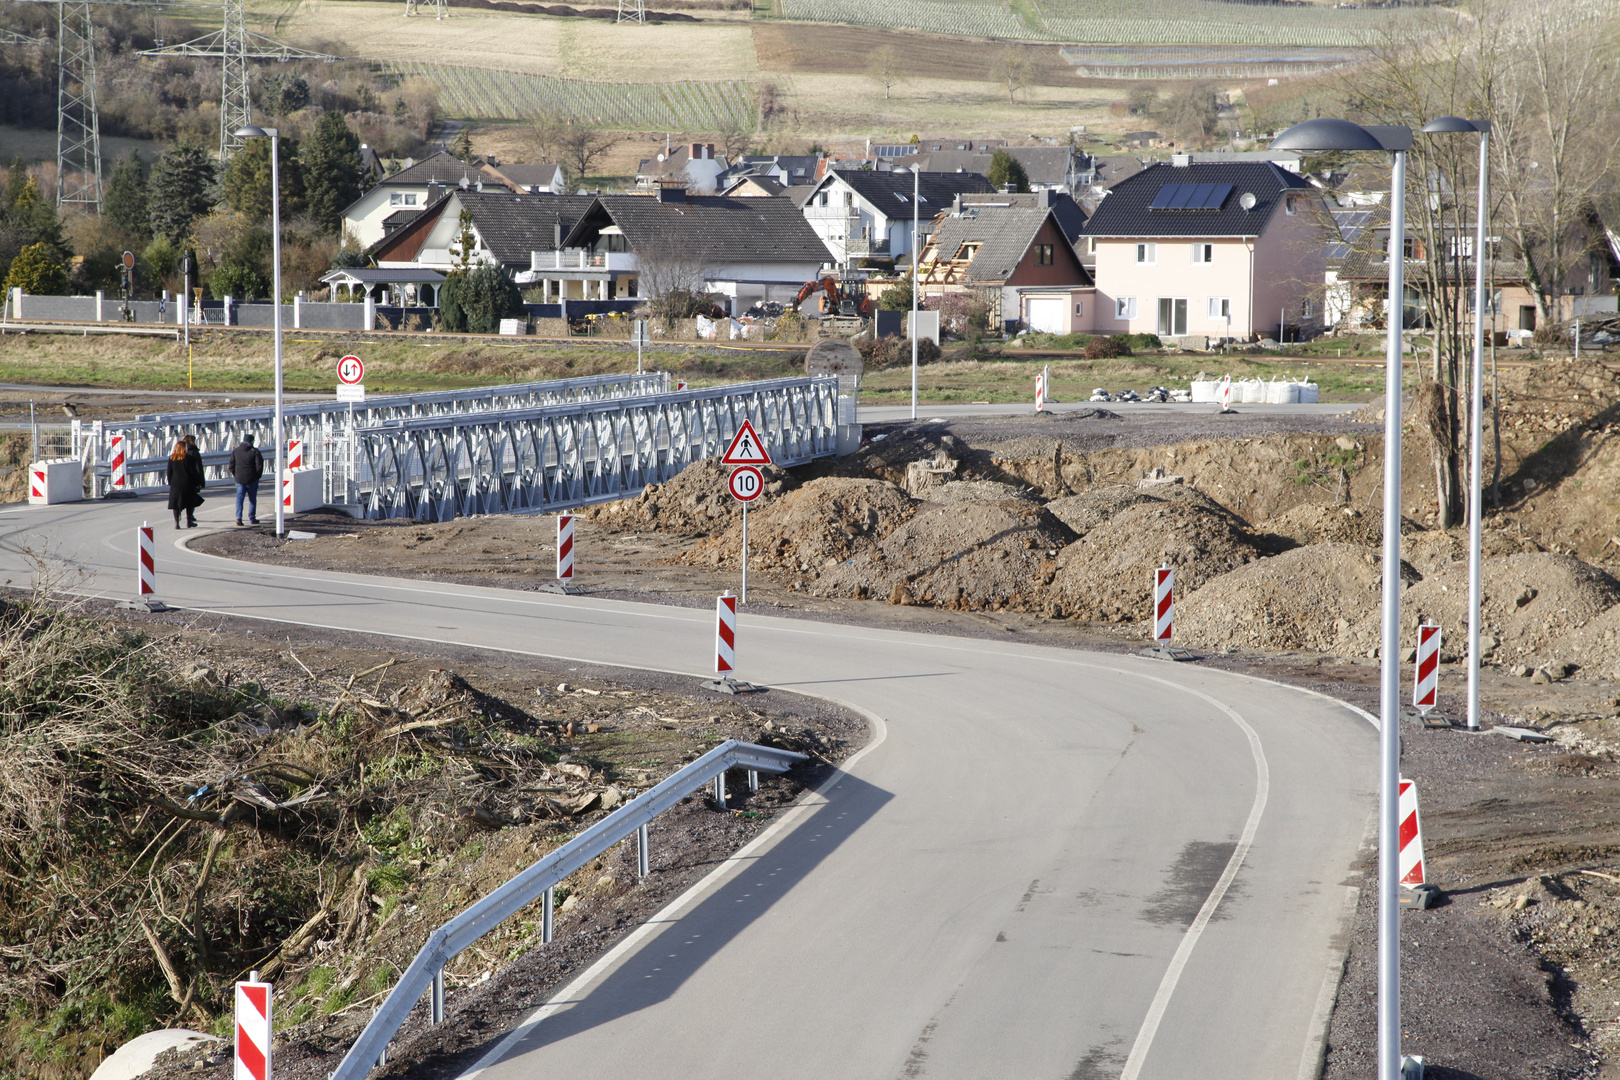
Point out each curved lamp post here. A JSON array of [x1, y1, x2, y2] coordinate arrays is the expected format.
[[1271, 117, 1414, 1080], [234, 125, 285, 538], [1419, 116, 1491, 735], [906, 165, 920, 420]]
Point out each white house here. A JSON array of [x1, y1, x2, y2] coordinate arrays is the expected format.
[[798, 168, 996, 269]]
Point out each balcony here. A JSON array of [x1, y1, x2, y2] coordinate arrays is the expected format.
[[529, 249, 639, 272]]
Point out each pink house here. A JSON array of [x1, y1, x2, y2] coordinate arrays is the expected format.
[[1080, 160, 1330, 344]]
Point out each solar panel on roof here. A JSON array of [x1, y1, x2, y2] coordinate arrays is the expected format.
[[1148, 182, 1233, 210]]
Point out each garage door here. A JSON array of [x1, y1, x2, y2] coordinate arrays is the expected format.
[[1026, 297, 1066, 333]]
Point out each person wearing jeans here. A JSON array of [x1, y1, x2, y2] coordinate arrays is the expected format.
[[231, 434, 265, 525]]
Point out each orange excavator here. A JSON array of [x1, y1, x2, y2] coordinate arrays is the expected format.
[[793, 276, 872, 319]]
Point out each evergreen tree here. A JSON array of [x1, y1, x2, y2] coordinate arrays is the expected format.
[[438, 263, 521, 334], [148, 143, 217, 242], [986, 150, 1029, 193], [4, 241, 69, 294], [301, 111, 365, 235], [2, 159, 29, 214], [449, 128, 475, 163], [104, 153, 150, 240], [223, 137, 305, 223], [7, 177, 69, 261]]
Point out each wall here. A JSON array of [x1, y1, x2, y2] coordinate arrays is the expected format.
[[1092, 236, 1257, 338], [1250, 196, 1329, 339]]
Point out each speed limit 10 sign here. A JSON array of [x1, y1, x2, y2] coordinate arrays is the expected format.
[[337, 354, 365, 385], [728, 465, 763, 503]]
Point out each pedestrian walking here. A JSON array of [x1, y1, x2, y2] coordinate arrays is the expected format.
[[231, 434, 264, 526], [166, 439, 205, 528]]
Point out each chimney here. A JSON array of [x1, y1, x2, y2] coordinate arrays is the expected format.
[[657, 181, 687, 203], [1171, 153, 1191, 167], [554, 219, 563, 248], [427, 181, 444, 203]]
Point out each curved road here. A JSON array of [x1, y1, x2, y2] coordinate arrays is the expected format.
[[2, 495, 1376, 1079]]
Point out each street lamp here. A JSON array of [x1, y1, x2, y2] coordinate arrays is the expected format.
[[234, 125, 285, 538], [907, 164, 920, 421], [1271, 116, 1413, 1080], [1419, 116, 1491, 733]]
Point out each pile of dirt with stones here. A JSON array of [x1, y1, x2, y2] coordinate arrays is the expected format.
[[579, 459, 795, 535], [680, 477, 917, 572]]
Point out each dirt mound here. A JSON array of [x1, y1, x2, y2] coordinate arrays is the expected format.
[[923, 480, 1036, 504], [1045, 486, 1160, 536], [1178, 543, 1408, 652], [1261, 504, 1383, 548], [808, 499, 1076, 611], [579, 459, 794, 535], [1550, 605, 1620, 681], [1048, 499, 1267, 622], [680, 477, 915, 571], [1345, 552, 1620, 664]]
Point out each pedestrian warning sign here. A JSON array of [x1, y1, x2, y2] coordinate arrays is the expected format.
[[721, 420, 772, 466]]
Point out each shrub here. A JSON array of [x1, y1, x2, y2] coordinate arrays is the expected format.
[[438, 263, 524, 334], [856, 335, 941, 368], [1084, 334, 1132, 359], [3, 242, 68, 295]]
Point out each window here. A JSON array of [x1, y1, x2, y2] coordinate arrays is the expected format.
[[1192, 243, 1214, 264], [1035, 244, 1054, 265], [957, 243, 981, 261], [1074, 300, 1084, 316], [1208, 297, 1231, 321], [1157, 297, 1188, 336], [1086, 237, 1096, 254], [1135, 242, 1157, 265], [1284, 196, 1297, 215], [844, 191, 854, 207], [389, 192, 418, 207], [1115, 297, 1137, 320], [818, 192, 828, 207], [1302, 297, 1314, 318]]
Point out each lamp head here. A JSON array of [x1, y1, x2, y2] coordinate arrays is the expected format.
[[234, 125, 277, 139], [1421, 116, 1480, 134], [1270, 118, 1385, 153]]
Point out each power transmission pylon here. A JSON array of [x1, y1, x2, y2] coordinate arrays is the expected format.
[[405, 0, 446, 20], [139, 0, 339, 160], [56, 0, 103, 211], [615, 0, 645, 22]]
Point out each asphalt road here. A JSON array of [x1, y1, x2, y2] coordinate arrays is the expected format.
[[860, 401, 1365, 422], [1, 494, 1377, 1080]]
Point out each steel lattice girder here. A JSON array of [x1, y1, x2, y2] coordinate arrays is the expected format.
[[56, 0, 102, 210], [347, 377, 839, 521], [81, 373, 672, 493]]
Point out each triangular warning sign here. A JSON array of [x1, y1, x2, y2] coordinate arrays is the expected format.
[[721, 419, 772, 466]]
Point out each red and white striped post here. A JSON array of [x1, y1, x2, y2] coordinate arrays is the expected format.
[[137, 522, 156, 597], [1398, 778, 1425, 887], [716, 591, 737, 674], [29, 464, 45, 501], [1413, 623, 1440, 714], [286, 439, 303, 470], [109, 434, 127, 491], [556, 514, 574, 580], [1034, 368, 1047, 412], [235, 971, 272, 1080], [1217, 374, 1233, 412], [1153, 565, 1174, 642]]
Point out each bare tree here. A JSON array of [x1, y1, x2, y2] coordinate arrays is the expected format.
[[635, 236, 715, 325], [867, 45, 905, 101], [716, 117, 753, 163], [530, 114, 620, 188], [989, 47, 1033, 104]]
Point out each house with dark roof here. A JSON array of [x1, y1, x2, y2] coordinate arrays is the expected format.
[[1080, 160, 1329, 344], [480, 159, 565, 196], [341, 151, 486, 248], [917, 202, 1095, 333], [800, 167, 996, 269], [515, 187, 834, 311], [369, 190, 597, 283], [897, 146, 1083, 193], [720, 175, 787, 198], [634, 143, 729, 192]]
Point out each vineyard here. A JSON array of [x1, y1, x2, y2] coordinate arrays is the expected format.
[[775, 0, 1435, 46], [1060, 43, 1358, 77], [384, 61, 757, 128]]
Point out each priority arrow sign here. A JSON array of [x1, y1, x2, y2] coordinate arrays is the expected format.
[[721, 419, 772, 466]]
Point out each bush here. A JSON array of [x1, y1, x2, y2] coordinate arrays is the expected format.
[[1084, 334, 1132, 359], [438, 263, 523, 334], [856, 335, 941, 369], [3, 242, 68, 295]]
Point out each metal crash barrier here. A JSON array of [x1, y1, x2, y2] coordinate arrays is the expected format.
[[327, 739, 808, 1080]]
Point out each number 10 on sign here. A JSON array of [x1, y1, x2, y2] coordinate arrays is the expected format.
[[729, 465, 762, 603]]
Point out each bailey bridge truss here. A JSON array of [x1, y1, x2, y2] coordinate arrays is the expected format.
[[76, 374, 840, 522]]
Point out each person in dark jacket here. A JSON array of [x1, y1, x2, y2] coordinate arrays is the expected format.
[[166, 439, 205, 528], [231, 434, 265, 526]]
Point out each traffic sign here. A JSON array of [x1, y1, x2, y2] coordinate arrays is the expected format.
[[721, 419, 772, 466], [728, 465, 763, 503], [121, 250, 134, 270], [337, 355, 365, 385]]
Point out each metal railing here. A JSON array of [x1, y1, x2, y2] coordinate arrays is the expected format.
[[76, 373, 671, 496], [341, 376, 839, 521], [329, 739, 807, 1080]]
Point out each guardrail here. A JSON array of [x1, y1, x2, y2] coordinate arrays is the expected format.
[[329, 739, 807, 1080], [76, 372, 670, 496], [344, 376, 840, 520]]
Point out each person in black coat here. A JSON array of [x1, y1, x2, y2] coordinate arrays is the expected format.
[[231, 434, 265, 526], [166, 439, 206, 528]]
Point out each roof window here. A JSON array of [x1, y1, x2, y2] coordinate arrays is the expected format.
[[1148, 183, 1233, 210]]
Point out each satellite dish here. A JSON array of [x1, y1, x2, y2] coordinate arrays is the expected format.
[[1239, 192, 1257, 211]]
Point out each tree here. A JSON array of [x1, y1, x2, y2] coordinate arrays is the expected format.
[[301, 110, 366, 235], [1165, 81, 1219, 144], [559, 121, 618, 187], [437, 263, 522, 333], [449, 127, 475, 163], [224, 136, 305, 223], [6, 177, 68, 262], [148, 143, 217, 243], [448, 208, 479, 270], [867, 45, 905, 101], [258, 72, 309, 119], [1126, 84, 1157, 117], [636, 236, 713, 325], [5, 242, 68, 295], [989, 47, 1033, 104], [104, 154, 150, 240], [878, 277, 914, 310], [987, 149, 1029, 193]]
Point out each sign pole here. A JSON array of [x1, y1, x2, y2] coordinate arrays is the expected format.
[[741, 502, 748, 604]]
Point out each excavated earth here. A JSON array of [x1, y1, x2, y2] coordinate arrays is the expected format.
[[192, 358, 1620, 1079]]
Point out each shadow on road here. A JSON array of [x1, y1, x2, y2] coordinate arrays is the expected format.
[[476, 769, 893, 1063]]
